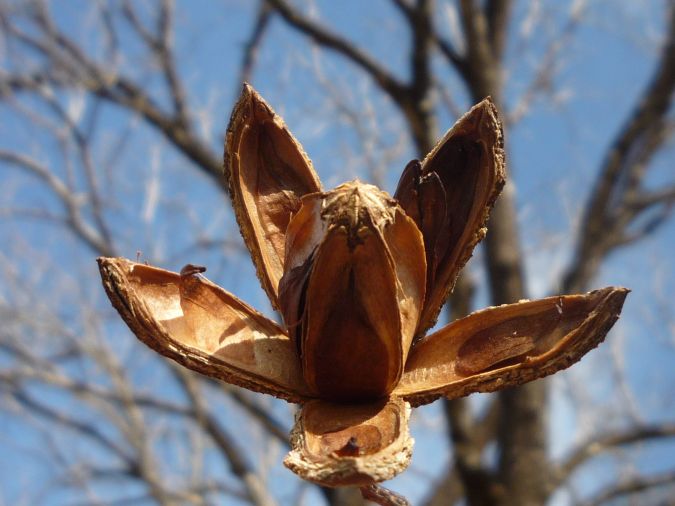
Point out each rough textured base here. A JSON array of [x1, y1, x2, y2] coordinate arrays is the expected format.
[[284, 398, 414, 487]]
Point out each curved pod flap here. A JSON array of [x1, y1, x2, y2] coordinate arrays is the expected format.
[[284, 397, 413, 487], [396, 287, 629, 406], [225, 84, 322, 308], [395, 98, 505, 336], [97, 257, 311, 402]]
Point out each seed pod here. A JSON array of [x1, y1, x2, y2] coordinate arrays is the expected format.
[[395, 98, 505, 336], [97, 257, 311, 402], [395, 287, 629, 406], [97, 84, 631, 491], [279, 181, 426, 402], [225, 84, 322, 309], [284, 397, 413, 487]]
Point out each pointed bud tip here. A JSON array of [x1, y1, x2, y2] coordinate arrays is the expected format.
[[231, 82, 276, 127], [322, 180, 398, 233], [180, 264, 207, 277], [602, 286, 630, 312], [238, 81, 255, 97], [471, 96, 500, 124]]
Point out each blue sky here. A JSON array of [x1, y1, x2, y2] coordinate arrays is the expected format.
[[1, 1, 673, 504]]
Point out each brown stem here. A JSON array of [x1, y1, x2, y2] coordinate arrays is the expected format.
[[360, 483, 410, 506]]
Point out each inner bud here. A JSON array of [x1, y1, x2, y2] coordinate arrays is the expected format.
[[321, 181, 398, 244], [279, 180, 426, 402]]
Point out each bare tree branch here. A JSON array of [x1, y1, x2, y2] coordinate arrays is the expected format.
[[552, 423, 675, 491], [6, 383, 132, 465], [424, 379, 503, 506], [96, 339, 173, 504], [0, 3, 221, 180], [122, 0, 191, 126], [458, 0, 501, 100], [485, 0, 512, 63], [441, 398, 502, 506], [172, 367, 278, 506], [39, 91, 114, 249], [434, 34, 466, 74], [263, 0, 407, 104], [0, 150, 114, 256], [155, 0, 190, 126], [507, 1, 586, 125], [226, 389, 289, 445], [406, 0, 437, 152], [237, 1, 273, 88], [563, 4, 675, 293], [580, 470, 675, 506]]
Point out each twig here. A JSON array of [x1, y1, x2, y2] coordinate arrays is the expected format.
[[360, 483, 410, 506], [552, 424, 675, 491], [579, 470, 675, 506], [237, 1, 273, 87], [171, 367, 278, 506], [563, 4, 675, 293], [264, 0, 407, 102]]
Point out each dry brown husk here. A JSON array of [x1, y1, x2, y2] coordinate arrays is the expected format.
[[98, 255, 627, 485], [225, 83, 322, 309], [284, 397, 413, 487], [279, 182, 426, 402], [97, 84, 630, 490], [97, 257, 311, 402], [395, 98, 505, 337], [395, 286, 629, 406]]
